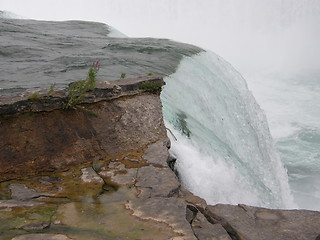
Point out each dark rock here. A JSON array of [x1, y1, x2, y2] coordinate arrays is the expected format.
[[206, 204, 320, 240], [21, 221, 50, 231], [316, 234, 320, 240], [135, 166, 180, 198]]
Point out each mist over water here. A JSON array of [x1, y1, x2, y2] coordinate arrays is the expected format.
[[2, 0, 320, 209]]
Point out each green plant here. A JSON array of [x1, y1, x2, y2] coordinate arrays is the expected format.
[[139, 81, 163, 94], [28, 92, 40, 101], [147, 73, 153, 76], [120, 73, 126, 79], [64, 62, 99, 109], [46, 83, 56, 97]]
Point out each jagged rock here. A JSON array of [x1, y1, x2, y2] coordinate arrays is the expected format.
[[80, 167, 104, 184], [192, 212, 232, 240], [206, 204, 320, 240], [21, 221, 50, 231], [127, 197, 197, 240], [9, 183, 41, 201], [179, 187, 207, 213], [135, 166, 180, 198], [11, 234, 72, 240], [142, 140, 170, 167], [186, 205, 198, 224]]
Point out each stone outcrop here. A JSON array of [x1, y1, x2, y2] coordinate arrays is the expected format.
[[0, 76, 165, 181]]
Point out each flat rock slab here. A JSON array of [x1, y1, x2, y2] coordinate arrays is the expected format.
[[12, 234, 72, 240], [127, 197, 197, 240], [136, 166, 180, 198], [142, 140, 170, 167], [206, 204, 320, 240], [80, 167, 104, 184], [9, 183, 41, 201]]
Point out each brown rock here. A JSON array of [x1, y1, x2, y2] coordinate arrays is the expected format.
[[206, 204, 320, 240], [0, 79, 166, 181]]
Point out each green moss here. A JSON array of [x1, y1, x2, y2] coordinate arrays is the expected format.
[[139, 81, 163, 94]]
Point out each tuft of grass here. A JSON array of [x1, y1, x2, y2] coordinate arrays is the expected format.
[[46, 83, 56, 97], [28, 92, 40, 101], [120, 73, 126, 79], [64, 66, 97, 109], [139, 81, 163, 94], [147, 73, 153, 76]]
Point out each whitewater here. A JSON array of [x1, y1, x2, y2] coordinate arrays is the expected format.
[[1, 0, 320, 210]]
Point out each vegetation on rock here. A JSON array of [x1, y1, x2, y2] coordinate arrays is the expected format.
[[28, 92, 40, 101], [64, 61, 100, 109], [139, 81, 162, 94]]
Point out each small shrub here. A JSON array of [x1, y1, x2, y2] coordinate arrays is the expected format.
[[139, 81, 163, 94], [147, 73, 153, 76], [28, 92, 40, 101], [120, 73, 126, 79], [64, 61, 99, 109]]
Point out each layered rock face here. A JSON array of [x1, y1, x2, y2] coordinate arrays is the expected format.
[[0, 77, 166, 181]]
